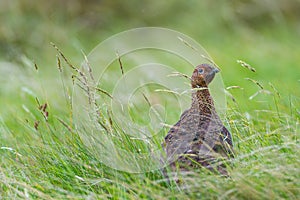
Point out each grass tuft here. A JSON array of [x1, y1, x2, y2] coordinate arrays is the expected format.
[[1, 49, 299, 199]]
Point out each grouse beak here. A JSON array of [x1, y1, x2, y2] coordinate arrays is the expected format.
[[213, 68, 220, 73]]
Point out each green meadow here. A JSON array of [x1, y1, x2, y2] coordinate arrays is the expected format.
[[0, 1, 299, 199]]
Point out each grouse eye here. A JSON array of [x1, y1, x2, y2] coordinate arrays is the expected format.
[[198, 68, 204, 74]]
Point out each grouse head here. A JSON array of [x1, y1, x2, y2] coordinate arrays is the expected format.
[[191, 63, 220, 88]]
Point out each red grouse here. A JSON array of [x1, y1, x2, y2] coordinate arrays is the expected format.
[[163, 63, 233, 175]]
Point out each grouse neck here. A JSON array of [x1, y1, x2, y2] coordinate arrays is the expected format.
[[191, 87, 215, 114]]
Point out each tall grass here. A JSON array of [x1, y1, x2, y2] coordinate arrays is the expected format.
[[0, 49, 299, 199], [1, 1, 300, 199]]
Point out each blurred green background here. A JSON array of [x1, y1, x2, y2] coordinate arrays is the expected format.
[[1, 0, 300, 80], [0, 1, 300, 198], [1, 0, 300, 115]]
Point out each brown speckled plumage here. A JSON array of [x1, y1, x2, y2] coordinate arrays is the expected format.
[[163, 63, 233, 175]]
